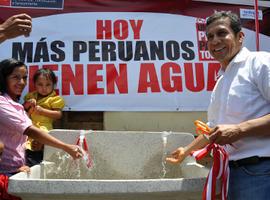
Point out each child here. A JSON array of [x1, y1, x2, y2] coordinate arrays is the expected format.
[[23, 68, 65, 167]]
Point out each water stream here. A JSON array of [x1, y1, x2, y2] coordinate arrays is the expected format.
[[160, 131, 172, 178], [43, 130, 179, 179]]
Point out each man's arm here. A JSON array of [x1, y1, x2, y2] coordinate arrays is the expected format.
[[209, 114, 270, 145], [166, 134, 209, 164]]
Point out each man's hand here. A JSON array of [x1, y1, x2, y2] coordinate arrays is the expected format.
[[0, 13, 32, 43], [166, 147, 187, 164], [208, 124, 242, 145]]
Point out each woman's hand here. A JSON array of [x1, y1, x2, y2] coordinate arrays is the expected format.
[[17, 165, 30, 173], [166, 147, 187, 164], [64, 144, 83, 159]]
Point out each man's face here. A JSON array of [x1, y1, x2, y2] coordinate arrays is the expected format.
[[206, 18, 244, 69]]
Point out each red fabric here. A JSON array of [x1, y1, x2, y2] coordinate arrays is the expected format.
[[191, 144, 229, 200], [0, 0, 261, 36], [0, 0, 192, 22], [0, 174, 21, 200]]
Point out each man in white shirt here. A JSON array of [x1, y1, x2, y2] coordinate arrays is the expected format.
[[206, 11, 270, 200], [166, 11, 270, 200]]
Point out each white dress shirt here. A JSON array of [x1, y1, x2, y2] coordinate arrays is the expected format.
[[208, 47, 270, 160]]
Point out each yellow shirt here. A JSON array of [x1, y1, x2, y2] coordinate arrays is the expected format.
[[24, 91, 65, 150]]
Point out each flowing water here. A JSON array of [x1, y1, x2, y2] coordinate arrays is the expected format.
[[43, 130, 178, 179], [160, 131, 172, 178]]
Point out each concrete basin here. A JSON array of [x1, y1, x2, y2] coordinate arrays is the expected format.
[[9, 130, 209, 200]]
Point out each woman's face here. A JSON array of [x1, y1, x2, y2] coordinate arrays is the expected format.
[[6, 66, 28, 101]]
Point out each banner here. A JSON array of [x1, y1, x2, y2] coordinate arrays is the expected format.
[[0, 2, 269, 111]]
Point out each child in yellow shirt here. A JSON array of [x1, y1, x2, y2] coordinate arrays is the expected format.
[[23, 68, 65, 166]]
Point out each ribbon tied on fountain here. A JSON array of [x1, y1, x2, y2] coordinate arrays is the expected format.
[[76, 130, 93, 168], [191, 120, 229, 200]]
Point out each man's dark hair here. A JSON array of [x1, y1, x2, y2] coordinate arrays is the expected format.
[[206, 11, 242, 35]]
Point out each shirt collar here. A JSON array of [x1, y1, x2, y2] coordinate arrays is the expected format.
[[233, 47, 250, 63], [219, 47, 250, 75], [3, 93, 20, 106], [33, 90, 56, 99]]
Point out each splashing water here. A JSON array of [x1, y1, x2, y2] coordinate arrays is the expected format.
[[44, 150, 95, 179], [160, 131, 172, 178], [44, 130, 95, 179]]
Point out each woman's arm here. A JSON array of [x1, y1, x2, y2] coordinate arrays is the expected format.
[[209, 114, 270, 145], [24, 125, 81, 159]]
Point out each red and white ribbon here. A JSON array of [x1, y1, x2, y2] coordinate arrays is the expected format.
[[76, 136, 93, 168], [191, 143, 229, 200]]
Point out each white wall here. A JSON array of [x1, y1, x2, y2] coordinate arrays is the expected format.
[[104, 111, 207, 134]]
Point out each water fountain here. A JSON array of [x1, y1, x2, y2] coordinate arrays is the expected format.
[[8, 130, 209, 200]]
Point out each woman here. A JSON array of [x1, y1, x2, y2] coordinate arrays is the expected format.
[[0, 58, 82, 199]]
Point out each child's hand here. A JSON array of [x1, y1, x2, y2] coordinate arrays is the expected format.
[[31, 140, 44, 151], [25, 98, 36, 115], [32, 105, 44, 115], [27, 98, 36, 108], [166, 147, 187, 164], [17, 165, 30, 173]]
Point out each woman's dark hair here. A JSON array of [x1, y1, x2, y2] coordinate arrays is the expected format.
[[206, 11, 242, 35], [33, 68, 57, 86], [0, 58, 27, 94]]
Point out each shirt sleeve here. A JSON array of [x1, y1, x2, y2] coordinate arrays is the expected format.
[[50, 96, 65, 110], [0, 97, 32, 133], [252, 53, 270, 101]]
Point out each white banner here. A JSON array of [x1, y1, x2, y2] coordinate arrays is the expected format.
[[0, 12, 269, 111]]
